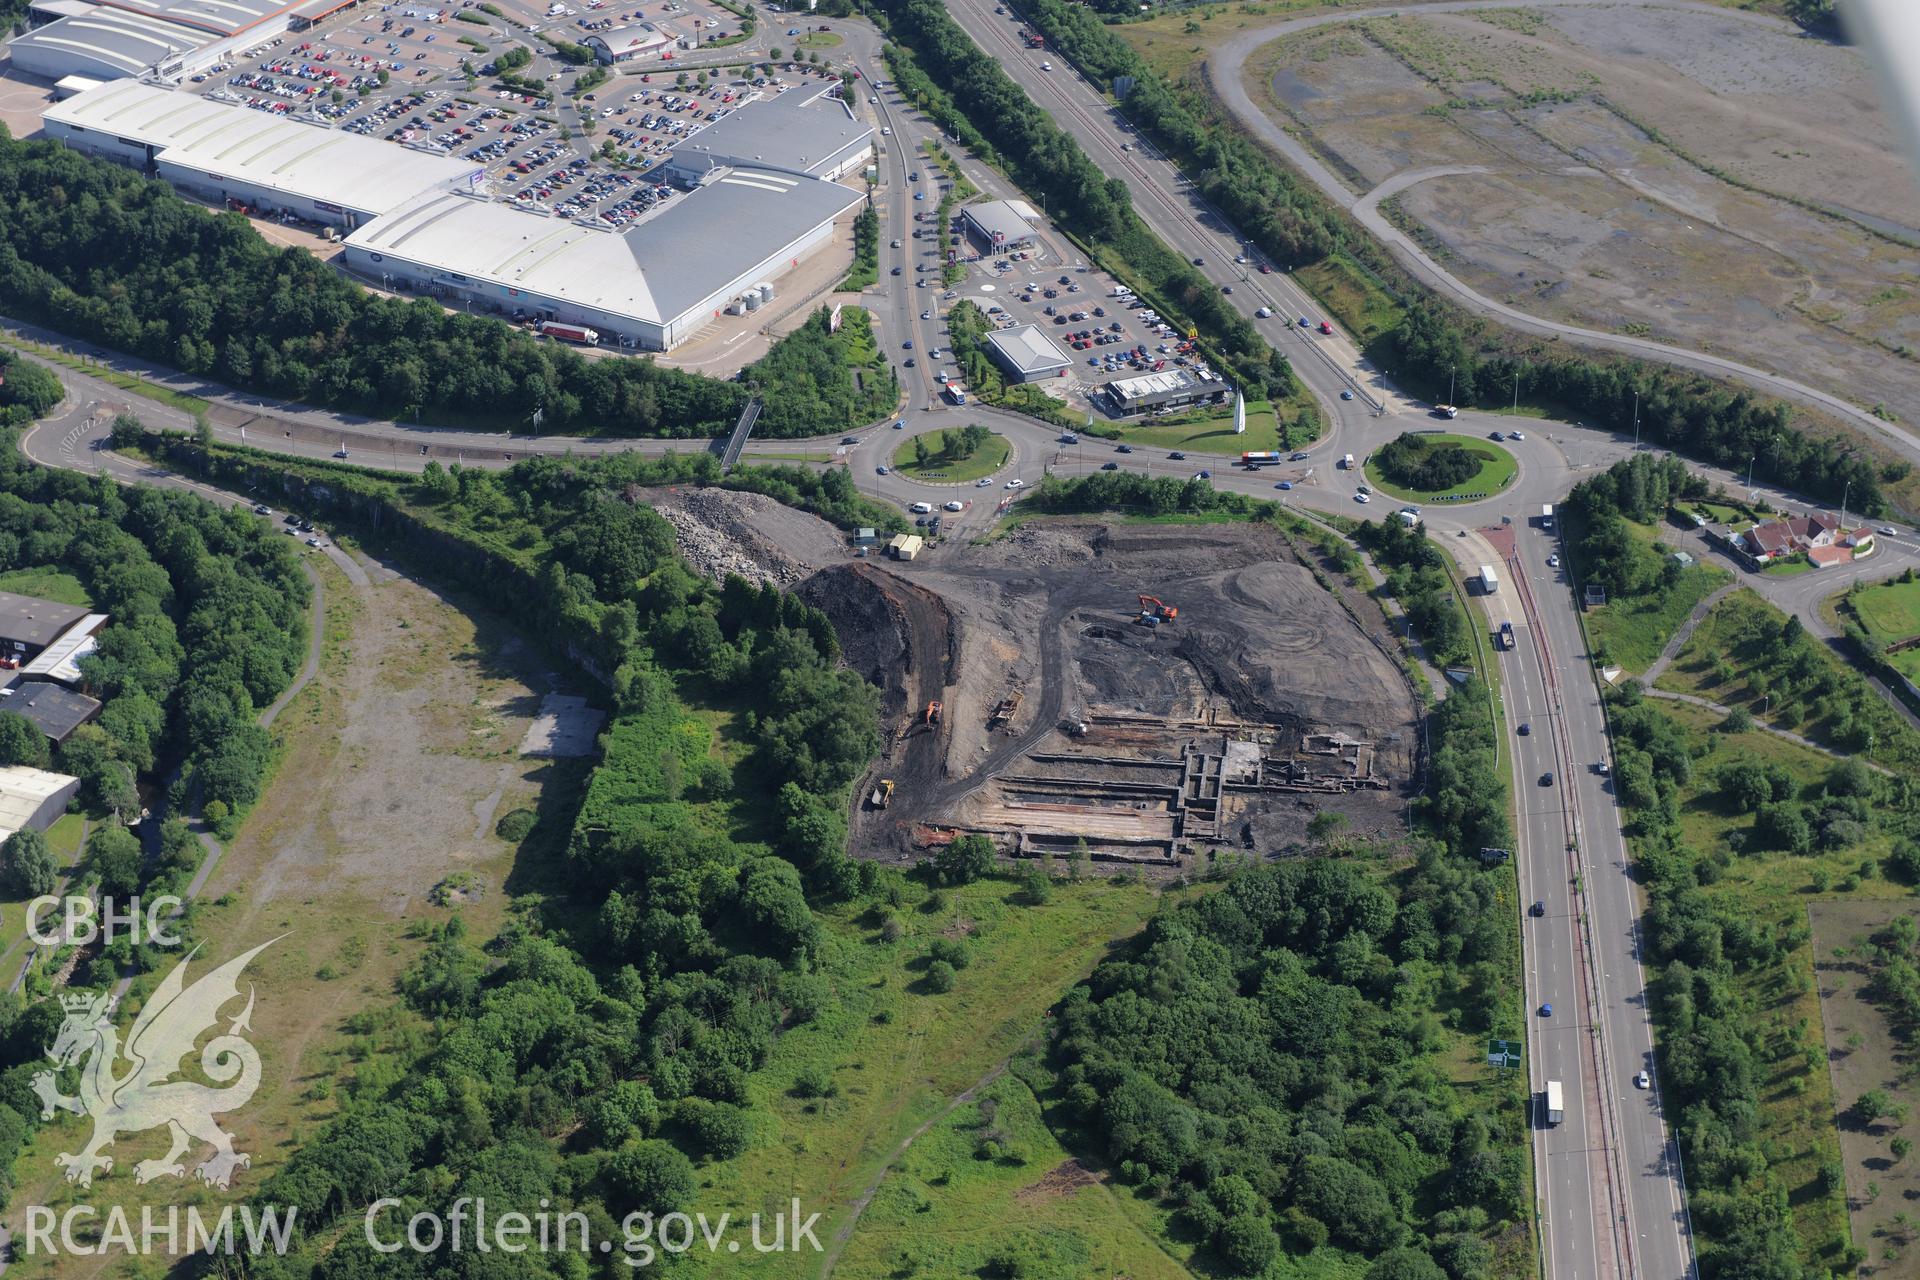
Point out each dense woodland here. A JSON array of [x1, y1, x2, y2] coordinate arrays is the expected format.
[[0, 423, 308, 1210], [1374, 434, 1481, 494], [0, 352, 60, 428], [1015, 0, 1888, 512], [0, 131, 886, 440], [1055, 854, 1525, 1278]]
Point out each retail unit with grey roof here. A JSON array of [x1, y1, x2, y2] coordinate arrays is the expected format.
[[1100, 368, 1230, 417], [2, 681, 102, 746], [343, 167, 862, 350], [10, 0, 305, 81], [0, 593, 89, 662], [958, 199, 1039, 252], [984, 324, 1071, 383], [663, 84, 873, 185], [43, 80, 486, 227]]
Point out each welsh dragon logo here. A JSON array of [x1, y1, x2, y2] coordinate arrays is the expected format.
[[31, 939, 280, 1190]]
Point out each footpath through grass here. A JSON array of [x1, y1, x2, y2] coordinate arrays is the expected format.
[[684, 875, 1164, 1280], [831, 1059, 1191, 1280], [1583, 519, 1731, 674], [1660, 588, 1920, 774]]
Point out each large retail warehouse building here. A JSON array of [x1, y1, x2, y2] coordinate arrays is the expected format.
[[39, 79, 866, 351]]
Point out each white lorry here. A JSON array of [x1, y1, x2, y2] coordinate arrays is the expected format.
[[1479, 564, 1500, 595], [1544, 1080, 1564, 1126]]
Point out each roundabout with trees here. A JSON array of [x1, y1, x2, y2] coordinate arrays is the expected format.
[[1364, 432, 1516, 503], [891, 424, 1010, 483]]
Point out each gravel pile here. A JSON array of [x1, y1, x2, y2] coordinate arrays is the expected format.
[[645, 487, 848, 588]]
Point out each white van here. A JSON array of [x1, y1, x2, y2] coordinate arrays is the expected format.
[[909, 501, 933, 514]]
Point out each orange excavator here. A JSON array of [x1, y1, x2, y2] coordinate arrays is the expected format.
[[1138, 595, 1179, 622], [925, 700, 943, 726]]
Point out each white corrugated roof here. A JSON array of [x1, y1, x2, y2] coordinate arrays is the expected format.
[[49, 81, 484, 216], [0, 766, 79, 845]]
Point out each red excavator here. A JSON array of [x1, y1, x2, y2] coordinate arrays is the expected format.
[[1138, 595, 1179, 623]]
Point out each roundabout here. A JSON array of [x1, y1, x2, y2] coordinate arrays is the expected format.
[[887, 425, 1011, 486], [1361, 431, 1517, 504]]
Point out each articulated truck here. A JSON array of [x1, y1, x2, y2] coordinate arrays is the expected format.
[[537, 320, 600, 346]]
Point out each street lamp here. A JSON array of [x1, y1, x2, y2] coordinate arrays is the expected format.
[[1746, 453, 1757, 491], [1841, 480, 1852, 534], [1632, 389, 1640, 448]]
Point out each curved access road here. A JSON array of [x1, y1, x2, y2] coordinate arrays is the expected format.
[[1208, 0, 1920, 456]]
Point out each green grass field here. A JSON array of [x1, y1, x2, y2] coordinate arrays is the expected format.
[[830, 1064, 1194, 1280], [1584, 522, 1731, 674], [1363, 433, 1516, 502], [683, 875, 1167, 1279], [1108, 401, 1287, 453], [797, 29, 842, 47], [892, 431, 1010, 483], [1292, 254, 1405, 345], [1844, 577, 1920, 682], [0, 567, 92, 608], [1848, 577, 1920, 645]]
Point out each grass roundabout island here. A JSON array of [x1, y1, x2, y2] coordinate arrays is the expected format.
[[1363, 431, 1517, 503], [891, 425, 1011, 484]]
